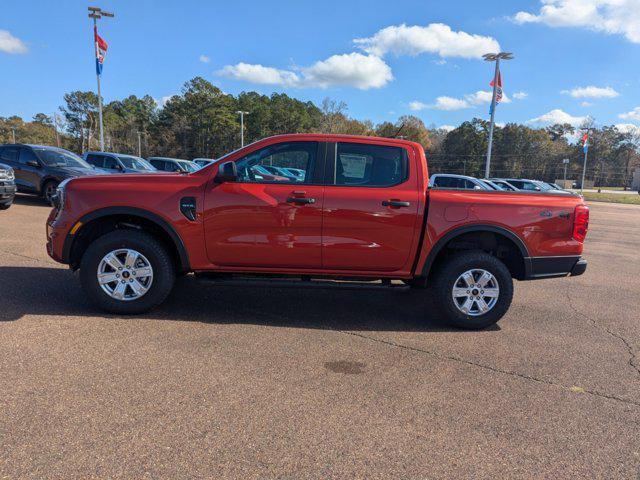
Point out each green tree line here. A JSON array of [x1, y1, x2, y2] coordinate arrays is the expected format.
[[1, 76, 638, 187]]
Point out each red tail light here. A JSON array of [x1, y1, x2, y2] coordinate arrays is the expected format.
[[572, 205, 589, 242]]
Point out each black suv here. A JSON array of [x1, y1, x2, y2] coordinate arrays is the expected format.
[[0, 162, 16, 210], [0, 144, 102, 204]]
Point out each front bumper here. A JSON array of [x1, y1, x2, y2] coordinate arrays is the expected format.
[[0, 180, 16, 204], [46, 219, 71, 264], [524, 255, 587, 280]]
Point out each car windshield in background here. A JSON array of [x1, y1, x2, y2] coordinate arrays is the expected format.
[[118, 156, 155, 171], [178, 161, 198, 172], [35, 148, 91, 169]]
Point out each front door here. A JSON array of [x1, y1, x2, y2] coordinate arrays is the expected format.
[[321, 141, 421, 272], [203, 141, 324, 269]]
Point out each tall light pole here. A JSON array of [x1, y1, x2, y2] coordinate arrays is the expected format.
[[562, 158, 569, 186], [137, 131, 142, 157], [237, 111, 249, 147], [11, 128, 16, 143], [482, 52, 514, 178], [88, 6, 114, 152]]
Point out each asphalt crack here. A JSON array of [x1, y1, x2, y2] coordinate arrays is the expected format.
[[339, 329, 640, 408], [564, 285, 640, 379]]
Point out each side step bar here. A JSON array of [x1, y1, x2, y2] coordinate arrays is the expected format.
[[194, 274, 410, 291]]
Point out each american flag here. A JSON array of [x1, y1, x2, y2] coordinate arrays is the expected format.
[[489, 70, 503, 114], [94, 26, 108, 75]]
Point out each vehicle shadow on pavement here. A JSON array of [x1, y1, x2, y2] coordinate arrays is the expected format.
[[13, 194, 50, 208], [0, 267, 498, 332]]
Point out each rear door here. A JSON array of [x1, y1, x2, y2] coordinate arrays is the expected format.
[[321, 141, 421, 272], [203, 141, 324, 269], [17, 147, 43, 191]]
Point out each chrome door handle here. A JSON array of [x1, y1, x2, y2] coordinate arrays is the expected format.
[[382, 200, 410, 208]]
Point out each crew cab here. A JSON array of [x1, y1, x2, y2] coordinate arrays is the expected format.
[[46, 134, 589, 329]]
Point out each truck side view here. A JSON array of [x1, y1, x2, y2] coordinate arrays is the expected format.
[[46, 134, 589, 329]]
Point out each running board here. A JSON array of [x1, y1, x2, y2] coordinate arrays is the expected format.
[[194, 274, 410, 291]]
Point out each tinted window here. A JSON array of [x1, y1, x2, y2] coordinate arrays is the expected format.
[[85, 154, 104, 167], [19, 148, 39, 165], [150, 160, 165, 170], [118, 156, 154, 170], [334, 143, 406, 187], [235, 142, 316, 184], [34, 148, 90, 168], [103, 156, 119, 169], [0, 147, 19, 163]]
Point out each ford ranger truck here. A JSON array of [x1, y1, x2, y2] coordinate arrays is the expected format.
[[46, 134, 589, 329]]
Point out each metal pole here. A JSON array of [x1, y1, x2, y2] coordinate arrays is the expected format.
[[137, 131, 142, 156], [240, 112, 244, 147], [581, 145, 588, 194], [563, 164, 567, 184], [53, 113, 61, 147], [93, 16, 105, 151], [11, 128, 16, 143], [485, 58, 500, 179]]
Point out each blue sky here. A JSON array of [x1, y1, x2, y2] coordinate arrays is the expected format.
[[2, 0, 640, 133]]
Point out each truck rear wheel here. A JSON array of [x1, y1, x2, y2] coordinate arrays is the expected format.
[[432, 251, 513, 330], [79, 230, 175, 314]]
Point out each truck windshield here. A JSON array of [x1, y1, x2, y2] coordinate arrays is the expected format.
[[35, 149, 91, 169]]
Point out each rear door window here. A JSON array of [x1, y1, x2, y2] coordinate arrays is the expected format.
[[19, 148, 39, 165], [333, 143, 407, 187], [85, 154, 104, 167], [0, 147, 19, 164]]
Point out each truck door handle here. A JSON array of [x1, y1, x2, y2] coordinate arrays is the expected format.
[[287, 197, 316, 205], [382, 200, 411, 208]]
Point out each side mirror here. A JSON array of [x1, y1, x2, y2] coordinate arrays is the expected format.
[[215, 161, 238, 183], [26, 160, 39, 168], [473, 185, 483, 190]]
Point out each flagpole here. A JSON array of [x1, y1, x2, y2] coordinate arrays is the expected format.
[[580, 131, 589, 194], [88, 7, 114, 152], [485, 58, 500, 179], [93, 16, 105, 152], [482, 52, 514, 179]]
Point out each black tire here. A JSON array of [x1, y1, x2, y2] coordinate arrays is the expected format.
[[79, 230, 175, 314], [41, 180, 58, 205], [432, 250, 513, 330]]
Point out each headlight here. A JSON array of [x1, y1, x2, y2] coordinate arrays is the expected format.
[[53, 178, 72, 213], [0, 168, 14, 181]]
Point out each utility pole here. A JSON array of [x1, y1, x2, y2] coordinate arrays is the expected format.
[[88, 6, 114, 152], [562, 158, 569, 186], [137, 131, 142, 157], [11, 128, 16, 143], [482, 52, 514, 178], [236, 111, 249, 147]]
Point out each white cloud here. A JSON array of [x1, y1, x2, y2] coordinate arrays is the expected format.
[[615, 123, 640, 135], [159, 95, 177, 107], [513, 91, 528, 99], [581, 101, 594, 107], [562, 85, 619, 98], [619, 106, 640, 121], [438, 125, 456, 132], [432, 59, 447, 66], [433, 96, 471, 111], [409, 101, 429, 111], [513, 0, 640, 44], [527, 109, 587, 126], [218, 53, 392, 90], [199, 54, 211, 63], [0, 30, 27, 54], [354, 23, 500, 59]]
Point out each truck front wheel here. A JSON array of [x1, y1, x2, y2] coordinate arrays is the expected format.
[[79, 230, 176, 314], [432, 251, 513, 330]]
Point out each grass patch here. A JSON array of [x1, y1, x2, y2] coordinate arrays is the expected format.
[[582, 192, 640, 205]]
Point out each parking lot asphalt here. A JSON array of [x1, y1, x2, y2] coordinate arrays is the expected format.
[[1, 196, 639, 479]]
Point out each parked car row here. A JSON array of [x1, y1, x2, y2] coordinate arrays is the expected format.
[[0, 143, 215, 206], [429, 174, 575, 195]]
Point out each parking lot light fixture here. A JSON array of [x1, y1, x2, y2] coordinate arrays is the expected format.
[[483, 52, 514, 179]]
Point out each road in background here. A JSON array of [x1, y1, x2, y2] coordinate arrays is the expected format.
[[1, 197, 639, 479]]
